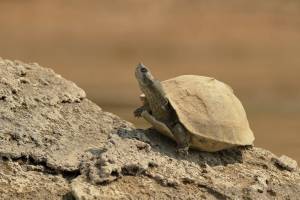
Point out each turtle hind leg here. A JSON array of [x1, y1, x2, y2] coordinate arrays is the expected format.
[[171, 123, 191, 156]]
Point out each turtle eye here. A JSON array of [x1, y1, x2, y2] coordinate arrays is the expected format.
[[141, 67, 148, 73]]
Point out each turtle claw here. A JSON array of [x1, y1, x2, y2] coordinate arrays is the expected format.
[[176, 147, 189, 157], [134, 107, 144, 118]]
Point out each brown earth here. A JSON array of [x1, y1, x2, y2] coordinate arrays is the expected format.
[[0, 1, 299, 162], [0, 58, 299, 199]]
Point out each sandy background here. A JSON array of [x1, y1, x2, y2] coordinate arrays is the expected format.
[[0, 0, 299, 161]]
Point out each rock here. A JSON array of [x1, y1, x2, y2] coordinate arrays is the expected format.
[[0, 58, 132, 172], [0, 58, 299, 200], [0, 58, 133, 199], [0, 161, 70, 200], [273, 155, 298, 172]]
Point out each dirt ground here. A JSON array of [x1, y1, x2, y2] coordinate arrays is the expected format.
[[0, 1, 299, 162]]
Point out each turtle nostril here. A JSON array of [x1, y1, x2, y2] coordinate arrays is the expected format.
[[141, 67, 148, 73]]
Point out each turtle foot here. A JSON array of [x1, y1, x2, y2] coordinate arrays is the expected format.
[[133, 107, 145, 118], [176, 147, 189, 157]]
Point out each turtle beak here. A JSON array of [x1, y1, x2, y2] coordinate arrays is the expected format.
[[135, 63, 154, 86], [136, 63, 148, 73], [135, 63, 148, 79]]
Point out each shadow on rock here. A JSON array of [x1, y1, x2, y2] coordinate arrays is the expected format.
[[117, 127, 245, 167]]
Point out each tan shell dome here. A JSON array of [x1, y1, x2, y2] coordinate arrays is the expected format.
[[162, 75, 254, 151]]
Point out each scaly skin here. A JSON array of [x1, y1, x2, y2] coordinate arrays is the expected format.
[[134, 63, 191, 155]]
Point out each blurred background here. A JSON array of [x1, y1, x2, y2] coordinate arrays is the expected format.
[[0, 0, 299, 161]]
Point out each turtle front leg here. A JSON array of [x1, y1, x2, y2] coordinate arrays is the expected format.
[[134, 94, 151, 118], [140, 110, 175, 139], [134, 105, 148, 118], [170, 123, 191, 156], [141, 111, 191, 156]]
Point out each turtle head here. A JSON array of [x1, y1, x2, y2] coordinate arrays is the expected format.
[[135, 63, 155, 87]]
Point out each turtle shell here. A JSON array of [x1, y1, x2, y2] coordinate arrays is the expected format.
[[162, 75, 254, 150]]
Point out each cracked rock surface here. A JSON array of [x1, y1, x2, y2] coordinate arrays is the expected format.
[[0, 58, 299, 200]]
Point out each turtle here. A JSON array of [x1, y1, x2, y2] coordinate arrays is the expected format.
[[134, 63, 255, 155]]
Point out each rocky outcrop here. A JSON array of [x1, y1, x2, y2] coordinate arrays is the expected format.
[[0, 58, 299, 200]]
